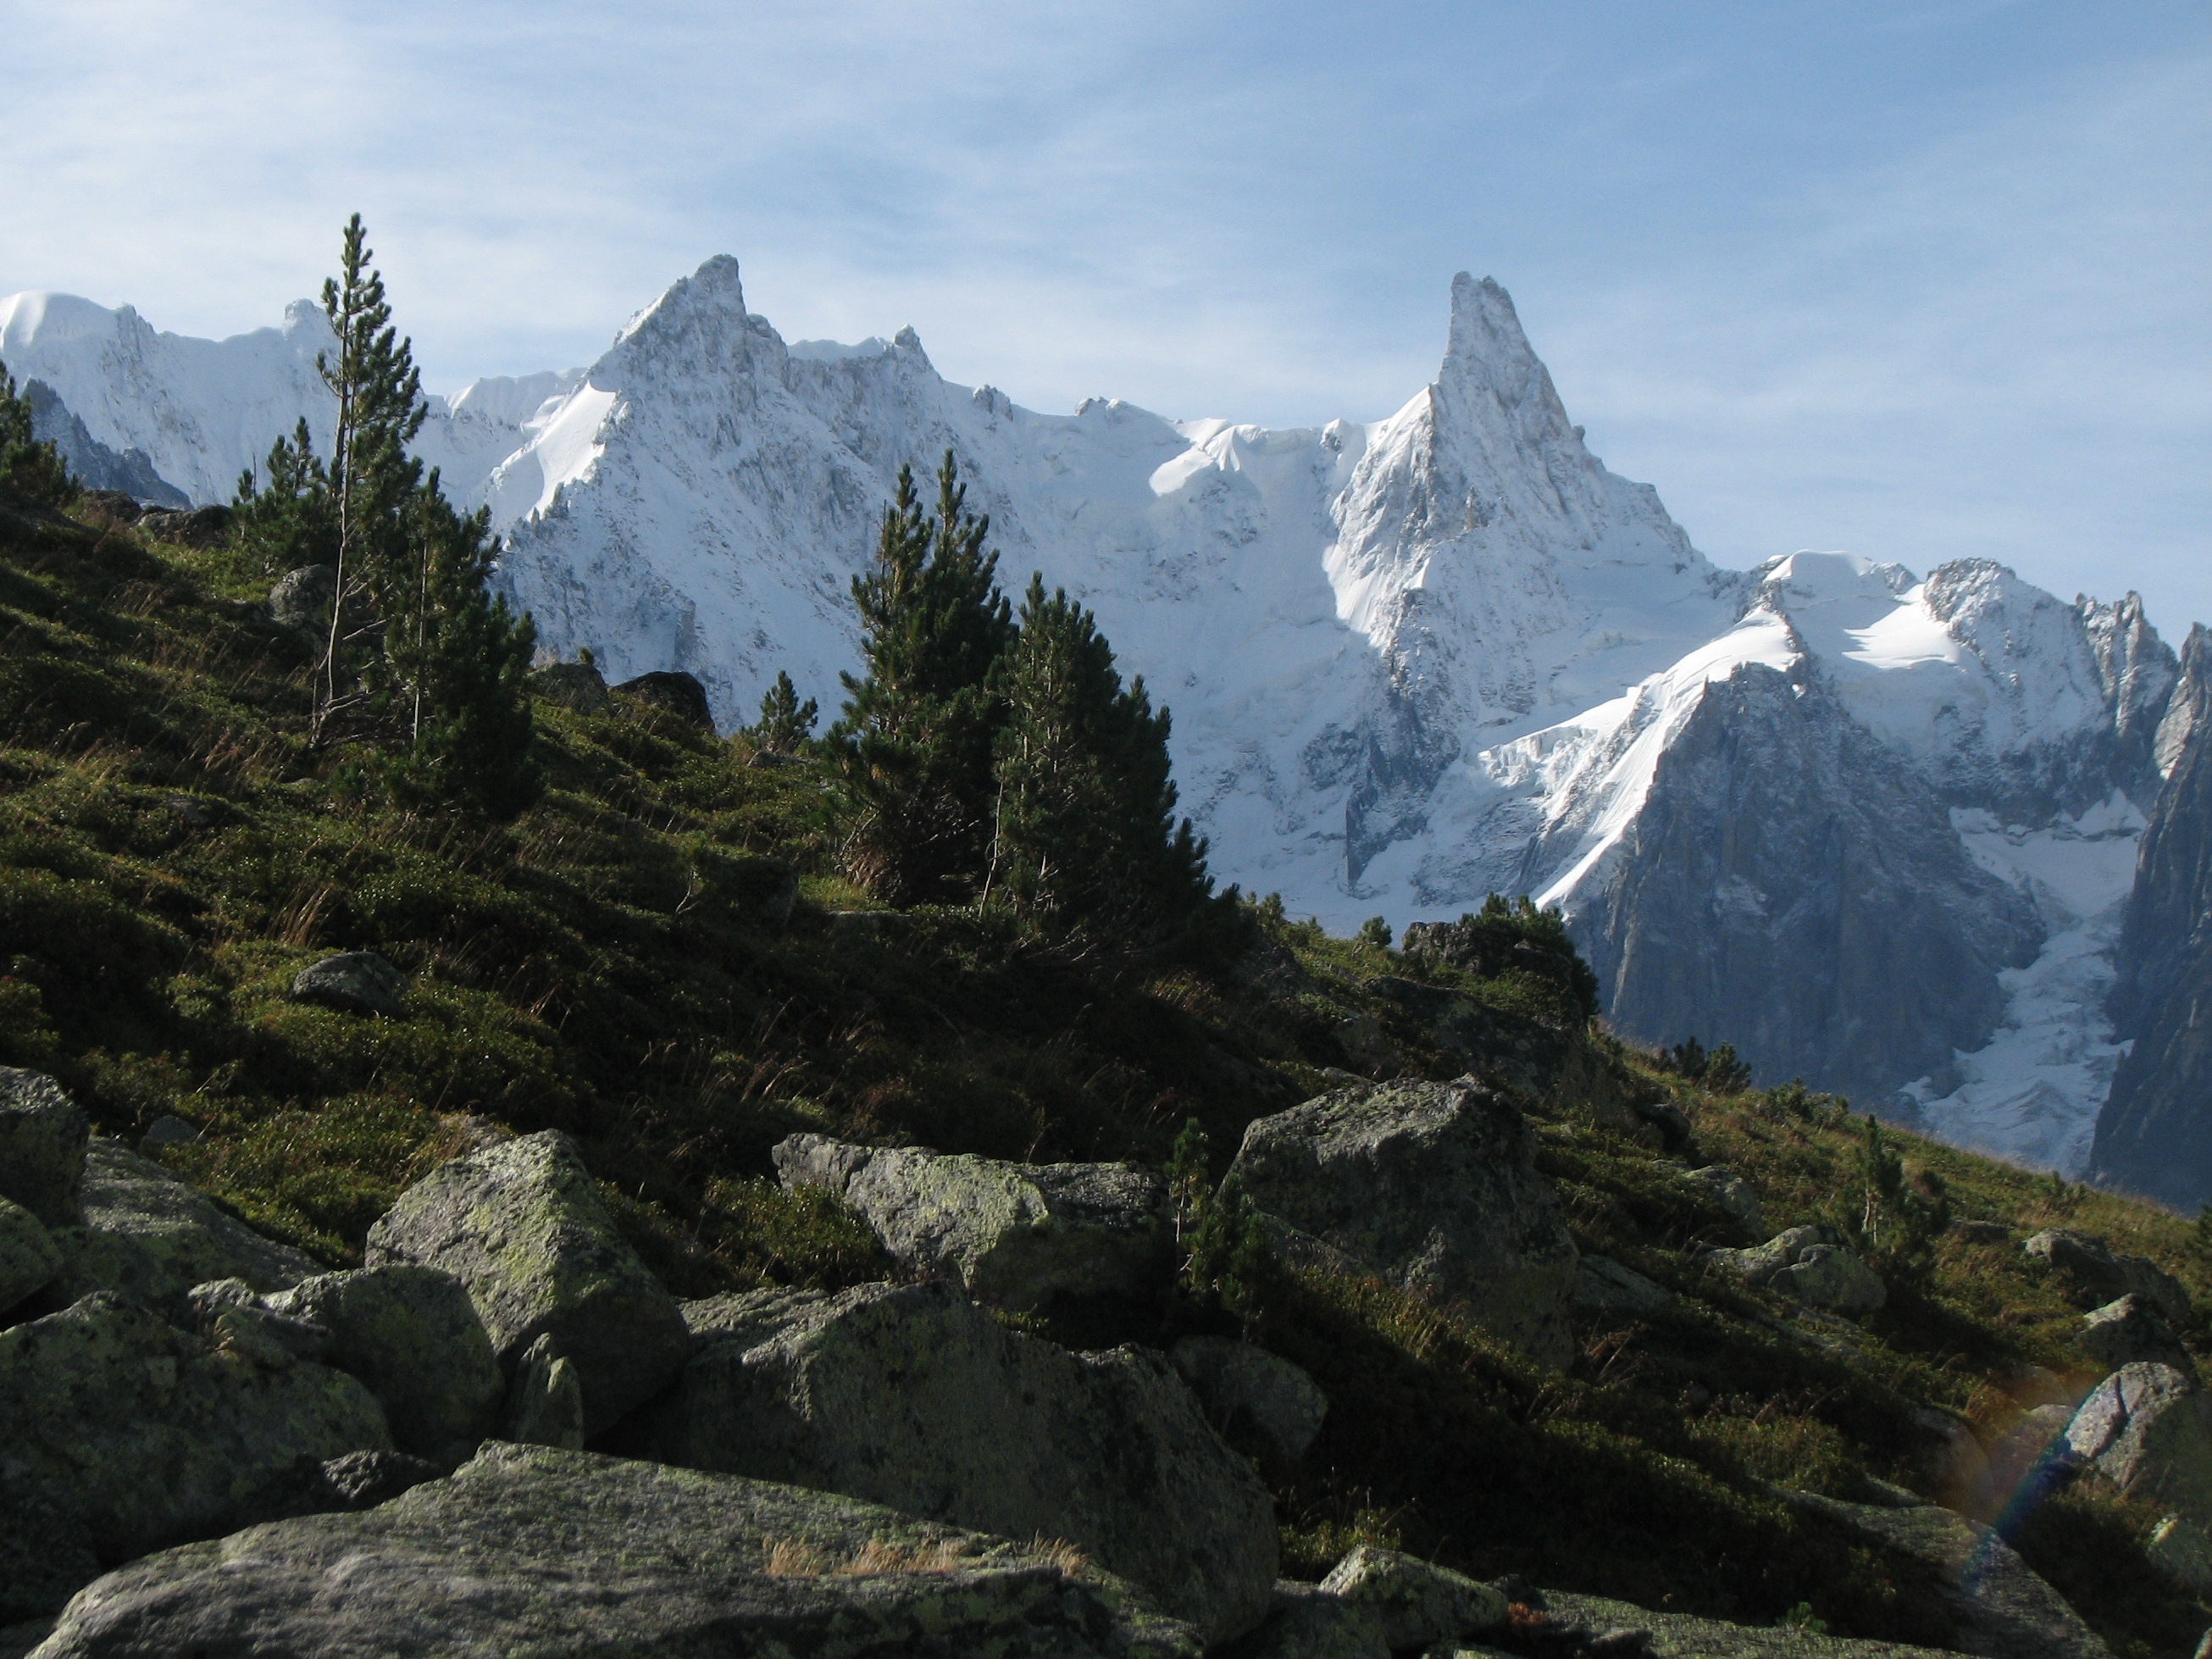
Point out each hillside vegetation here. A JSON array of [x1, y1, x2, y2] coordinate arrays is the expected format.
[[4, 490, 2210, 1656]]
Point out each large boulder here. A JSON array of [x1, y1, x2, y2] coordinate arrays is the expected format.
[[0, 1296, 390, 1570], [773, 1133, 1172, 1312], [1703, 1223, 1886, 1316], [2062, 1362, 2212, 1524], [0, 1068, 89, 1225], [364, 1130, 689, 1435], [526, 658, 610, 715], [2076, 1293, 2194, 1376], [2023, 1229, 2190, 1323], [613, 669, 714, 730], [628, 1280, 1278, 1642], [268, 1265, 505, 1462], [0, 1197, 60, 1314], [1672, 1162, 1764, 1240], [1573, 1255, 1678, 1318], [1226, 1079, 1579, 1367], [1169, 1336, 1328, 1464], [1778, 1489, 2112, 1659], [1315, 1545, 1507, 1651], [34, 1443, 1200, 1659], [1229, 1581, 1389, 1659], [46, 1141, 320, 1316]]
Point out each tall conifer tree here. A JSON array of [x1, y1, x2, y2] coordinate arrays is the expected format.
[[832, 452, 1012, 904], [0, 361, 73, 508], [990, 575, 1210, 936]]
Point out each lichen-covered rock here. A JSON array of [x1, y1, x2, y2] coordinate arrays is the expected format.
[[1572, 1256, 1677, 1318], [0, 1197, 60, 1314], [630, 1280, 1278, 1642], [269, 1265, 505, 1461], [1673, 1163, 1764, 1240], [363, 1129, 689, 1434], [1536, 1586, 1963, 1657], [774, 1133, 1172, 1312], [0, 1484, 99, 1624], [2023, 1229, 2191, 1323], [33, 1443, 1200, 1659], [1170, 1337, 1328, 1463], [45, 1141, 320, 1316], [1704, 1224, 1885, 1316], [1316, 1545, 1507, 1651], [1227, 1079, 1579, 1367], [2143, 1514, 2212, 1595], [1777, 1489, 2113, 1658], [189, 1280, 334, 1368], [2076, 1293, 2194, 1376], [0, 1068, 88, 1226], [288, 952, 408, 1018], [2063, 1362, 2212, 1524], [0, 1296, 391, 1567], [504, 1333, 585, 1450], [1228, 1580, 1389, 1659]]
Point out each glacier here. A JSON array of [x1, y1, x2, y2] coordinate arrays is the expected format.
[[3, 258, 2193, 1179]]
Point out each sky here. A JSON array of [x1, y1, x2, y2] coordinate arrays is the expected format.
[[5, 0, 2208, 632]]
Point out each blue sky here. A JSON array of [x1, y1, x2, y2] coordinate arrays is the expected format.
[[7, 1, 2209, 631]]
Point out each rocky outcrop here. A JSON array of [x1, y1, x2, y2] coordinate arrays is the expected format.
[[1673, 1162, 1764, 1240], [1315, 1545, 1507, 1651], [628, 1280, 1278, 1641], [47, 1140, 319, 1316], [1703, 1224, 1886, 1316], [1780, 1488, 2113, 1659], [2092, 624, 2212, 1208], [2076, 1294, 2193, 1376], [288, 952, 408, 1018], [1572, 1255, 1677, 1318], [1229, 1580, 1388, 1659], [526, 657, 610, 714], [0, 1068, 89, 1226], [1356, 977, 1575, 1099], [365, 1130, 689, 1434], [0, 1295, 390, 1570], [1580, 663, 2044, 1101], [31, 1443, 1200, 1659], [268, 1265, 505, 1462], [773, 1134, 1171, 1312], [2021, 1229, 2190, 1323], [504, 1332, 585, 1450], [0, 1198, 60, 1313], [614, 669, 715, 730], [1169, 1337, 1328, 1464], [2062, 1362, 2212, 1524], [1227, 1078, 1579, 1366]]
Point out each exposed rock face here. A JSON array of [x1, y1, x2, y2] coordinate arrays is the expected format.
[[0, 1295, 390, 1568], [1229, 1581, 1388, 1659], [630, 1281, 1278, 1642], [503, 1332, 585, 1451], [1673, 1163, 1763, 1240], [0, 1197, 60, 1313], [19, 378, 189, 506], [773, 1134, 1172, 1312], [31, 1443, 1200, 1659], [1702, 1224, 1886, 1315], [614, 669, 715, 730], [268, 1266, 505, 1462], [288, 952, 408, 1018], [2076, 1294, 2194, 1376], [0, 1068, 89, 1226], [1572, 1256, 1677, 1318], [1227, 1079, 1578, 1366], [2021, 1229, 2190, 1323], [2092, 625, 2212, 1208], [2062, 1362, 2212, 1524], [526, 657, 610, 714], [47, 1141, 319, 1315], [265, 565, 335, 643], [1168, 1337, 1328, 1465], [1779, 1488, 2113, 1659], [364, 1130, 690, 1435], [1314, 1545, 1506, 1651], [1580, 663, 2043, 1101]]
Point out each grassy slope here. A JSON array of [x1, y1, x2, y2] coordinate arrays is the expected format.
[[3, 497, 2208, 1656]]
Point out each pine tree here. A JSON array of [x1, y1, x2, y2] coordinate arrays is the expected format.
[[746, 671, 818, 752], [381, 481, 541, 818], [0, 360, 73, 508], [230, 419, 336, 577], [831, 452, 1013, 904], [313, 214, 426, 740], [989, 575, 1210, 937]]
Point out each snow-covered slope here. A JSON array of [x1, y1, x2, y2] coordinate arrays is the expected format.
[[4, 262, 2192, 1176]]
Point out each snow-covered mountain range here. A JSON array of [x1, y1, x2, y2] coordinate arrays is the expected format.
[[4, 263, 2198, 1185]]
